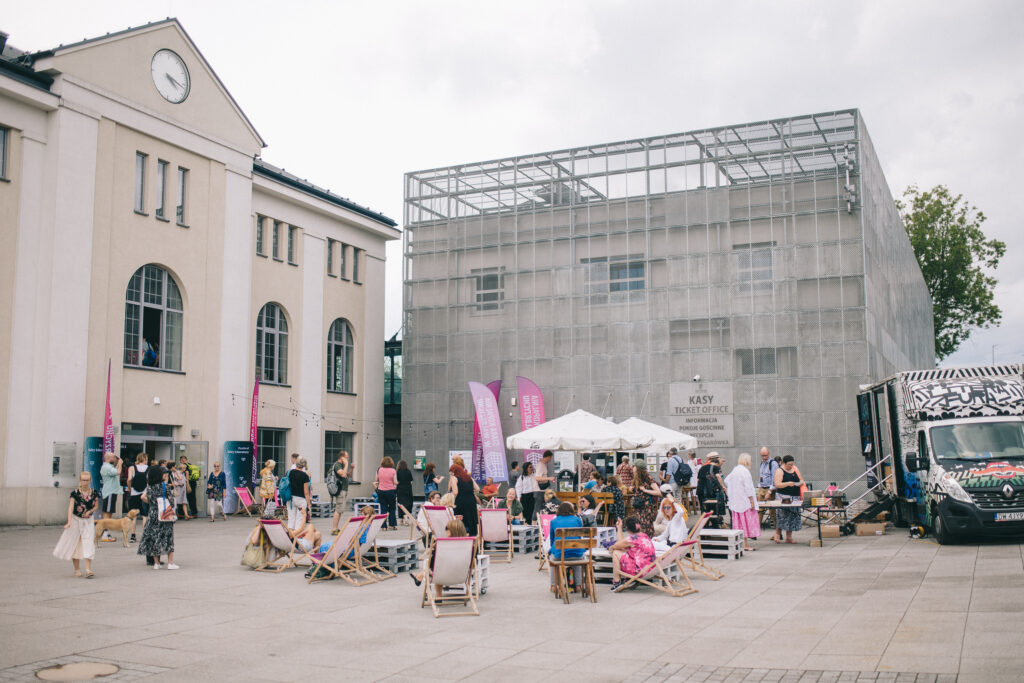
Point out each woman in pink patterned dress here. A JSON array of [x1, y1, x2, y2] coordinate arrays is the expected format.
[[609, 516, 656, 590]]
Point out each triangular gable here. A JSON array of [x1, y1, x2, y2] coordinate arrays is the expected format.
[[34, 19, 264, 153]]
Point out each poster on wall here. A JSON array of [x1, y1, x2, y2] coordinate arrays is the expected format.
[[669, 381, 735, 447], [223, 440, 255, 515], [449, 450, 473, 476], [84, 437, 103, 495]]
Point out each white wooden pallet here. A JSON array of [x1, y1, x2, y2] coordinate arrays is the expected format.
[[699, 529, 745, 560]]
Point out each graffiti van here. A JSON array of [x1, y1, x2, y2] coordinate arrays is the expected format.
[[856, 364, 1024, 543]]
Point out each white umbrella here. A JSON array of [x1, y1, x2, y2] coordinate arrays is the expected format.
[[618, 417, 698, 453], [505, 409, 651, 452]]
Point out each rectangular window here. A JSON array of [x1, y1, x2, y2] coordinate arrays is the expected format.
[[736, 346, 796, 376], [670, 318, 731, 350], [324, 431, 354, 481], [583, 255, 645, 304], [326, 238, 335, 276], [339, 244, 348, 279], [734, 241, 775, 293], [287, 226, 297, 264], [155, 160, 168, 219], [257, 427, 288, 478], [272, 221, 281, 260], [256, 216, 265, 255], [352, 248, 363, 283], [175, 167, 188, 225], [0, 127, 9, 179], [473, 268, 504, 311], [134, 152, 147, 213]]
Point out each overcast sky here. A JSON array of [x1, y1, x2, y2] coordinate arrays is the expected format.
[[6, 1, 1023, 368]]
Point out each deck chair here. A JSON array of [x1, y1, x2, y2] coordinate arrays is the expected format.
[[255, 519, 302, 572], [613, 540, 698, 597], [357, 514, 395, 581], [234, 487, 258, 516], [307, 515, 370, 585], [423, 505, 455, 549], [681, 511, 724, 580], [536, 513, 556, 571], [421, 536, 479, 618], [397, 503, 419, 540], [550, 527, 597, 604], [477, 508, 513, 563]]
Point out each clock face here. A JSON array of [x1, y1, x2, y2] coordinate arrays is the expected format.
[[151, 49, 190, 103]]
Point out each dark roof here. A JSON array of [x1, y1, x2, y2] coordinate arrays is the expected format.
[[0, 54, 52, 91], [31, 18, 178, 57], [253, 159, 397, 228]]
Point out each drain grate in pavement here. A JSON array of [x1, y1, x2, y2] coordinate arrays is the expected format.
[[0, 655, 168, 682]]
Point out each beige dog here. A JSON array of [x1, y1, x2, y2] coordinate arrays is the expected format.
[[94, 509, 139, 547]]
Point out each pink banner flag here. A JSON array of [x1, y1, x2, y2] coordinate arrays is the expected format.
[[250, 375, 260, 485], [471, 380, 501, 483], [516, 376, 546, 464], [102, 359, 115, 454], [469, 380, 508, 482]]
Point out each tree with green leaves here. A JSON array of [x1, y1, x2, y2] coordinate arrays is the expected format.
[[897, 185, 1004, 361]]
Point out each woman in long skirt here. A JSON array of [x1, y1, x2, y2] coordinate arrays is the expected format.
[[725, 453, 761, 551], [53, 471, 99, 578], [137, 466, 178, 570]]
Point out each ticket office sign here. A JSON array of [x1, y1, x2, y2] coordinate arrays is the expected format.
[[669, 382, 734, 447]]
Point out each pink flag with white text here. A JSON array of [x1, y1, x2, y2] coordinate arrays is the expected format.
[[250, 375, 260, 485], [102, 360, 115, 454], [469, 380, 507, 482], [516, 376, 546, 464]]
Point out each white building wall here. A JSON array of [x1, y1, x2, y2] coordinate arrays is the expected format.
[[300, 235, 326, 477]]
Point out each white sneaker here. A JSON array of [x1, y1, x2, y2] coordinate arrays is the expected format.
[[166, 564, 180, 570], [152, 563, 161, 571]]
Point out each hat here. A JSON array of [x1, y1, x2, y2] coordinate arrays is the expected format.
[[659, 483, 673, 495]]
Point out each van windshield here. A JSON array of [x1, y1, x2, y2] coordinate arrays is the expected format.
[[929, 421, 1024, 462]]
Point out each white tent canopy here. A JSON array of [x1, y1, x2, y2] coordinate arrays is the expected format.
[[505, 409, 651, 452], [617, 417, 698, 454]]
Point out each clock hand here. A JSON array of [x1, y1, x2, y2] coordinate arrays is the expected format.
[[165, 73, 183, 89]]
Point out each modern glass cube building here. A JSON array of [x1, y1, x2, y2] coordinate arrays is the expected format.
[[402, 109, 934, 489]]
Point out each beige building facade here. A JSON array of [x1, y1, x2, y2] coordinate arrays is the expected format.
[[0, 20, 398, 524]]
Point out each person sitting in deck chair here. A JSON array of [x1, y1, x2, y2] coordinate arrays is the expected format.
[[410, 518, 468, 592]]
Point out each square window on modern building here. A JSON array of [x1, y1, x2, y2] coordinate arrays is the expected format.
[[733, 241, 775, 293], [583, 255, 645, 304], [472, 268, 504, 311]]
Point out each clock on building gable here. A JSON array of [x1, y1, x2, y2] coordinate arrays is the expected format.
[[150, 49, 190, 103]]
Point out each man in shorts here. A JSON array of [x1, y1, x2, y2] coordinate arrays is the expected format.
[[329, 450, 353, 535]]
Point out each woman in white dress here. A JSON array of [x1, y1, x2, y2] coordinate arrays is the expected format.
[[725, 453, 760, 551], [53, 471, 99, 578]]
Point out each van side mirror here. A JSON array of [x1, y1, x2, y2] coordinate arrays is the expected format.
[[905, 451, 929, 473]]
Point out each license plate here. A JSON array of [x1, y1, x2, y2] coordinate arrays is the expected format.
[[994, 511, 1024, 522]]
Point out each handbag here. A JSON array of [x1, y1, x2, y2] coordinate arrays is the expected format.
[[631, 491, 651, 509], [240, 542, 265, 569], [158, 483, 178, 522]]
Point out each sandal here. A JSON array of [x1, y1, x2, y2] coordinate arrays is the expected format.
[[85, 572, 95, 579], [74, 571, 82, 578], [410, 573, 422, 587]]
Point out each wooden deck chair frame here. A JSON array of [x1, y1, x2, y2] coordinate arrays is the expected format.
[[356, 514, 395, 581], [233, 487, 258, 517], [536, 513, 556, 571], [681, 511, 724, 580], [477, 508, 513, 563], [422, 504, 454, 556], [307, 515, 370, 586], [255, 519, 300, 572], [397, 503, 420, 541], [421, 536, 479, 618], [550, 527, 597, 604], [613, 540, 698, 598]]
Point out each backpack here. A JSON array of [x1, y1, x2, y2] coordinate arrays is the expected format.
[[671, 457, 692, 486], [277, 473, 292, 504], [131, 467, 148, 493], [326, 468, 341, 497], [696, 465, 720, 500]]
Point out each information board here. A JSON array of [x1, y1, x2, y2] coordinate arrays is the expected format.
[[669, 381, 734, 447]]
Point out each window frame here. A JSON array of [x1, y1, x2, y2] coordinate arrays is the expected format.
[[352, 248, 362, 283], [272, 221, 282, 261], [123, 264, 184, 372], [326, 318, 355, 393], [323, 431, 354, 480], [257, 427, 288, 478], [582, 254, 646, 304], [0, 127, 8, 180], [287, 225, 298, 265], [472, 267, 505, 312], [326, 238, 335, 276], [339, 243, 349, 280], [256, 216, 266, 256], [256, 302, 289, 385], [155, 160, 169, 221], [733, 241, 775, 294], [175, 166, 188, 226], [134, 152, 147, 214]]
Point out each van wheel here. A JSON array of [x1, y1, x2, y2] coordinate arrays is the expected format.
[[932, 510, 953, 545]]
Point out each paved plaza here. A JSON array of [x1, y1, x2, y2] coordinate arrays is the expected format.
[[1, 517, 1022, 682]]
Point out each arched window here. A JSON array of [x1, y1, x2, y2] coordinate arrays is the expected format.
[[123, 265, 183, 371], [327, 318, 354, 393], [256, 303, 288, 384]]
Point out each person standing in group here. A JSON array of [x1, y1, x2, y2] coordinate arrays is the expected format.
[[725, 453, 760, 551], [507, 461, 520, 491], [533, 451, 556, 519], [206, 462, 228, 522], [684, 449, 699, 475], [288, 453, 299, 471], [616, 454, 635, 491], [696, 453, 727, 527], [630, 465, 662, 536], [396, 460, 414, 525], [772, 455, 805, 543], [329, 450, 353, 536], [602, 475, 626, 523], [422, 462, 443, 498], [53, 471, 99, 578], [515, 461, 539, 523], [663, 447, 691, 500], [180, 455, 201, 519], [171, 462, 190, 520], [577, 453, 596, 488], [448, 456, 479, 536], [375, 456, 399, 530], [126, 453, 149, 543], [258, 460, 277, 509], [757, 446, 779, 528], [287, 458, 311, 532], [137, 466, 178, 569], [98, 453, 121, 542]]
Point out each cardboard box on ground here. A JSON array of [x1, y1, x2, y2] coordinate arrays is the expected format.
[[855, 522, 886, 536]]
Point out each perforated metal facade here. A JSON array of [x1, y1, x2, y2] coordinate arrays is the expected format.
[[402, 109, 934, 488]]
